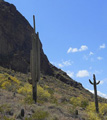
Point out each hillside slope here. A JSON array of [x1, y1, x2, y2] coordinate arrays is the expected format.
[[0, 0, 84, 90], [0, 0, 53, 75], [0, 1, 107, 120], [0, 66, 107, 120]]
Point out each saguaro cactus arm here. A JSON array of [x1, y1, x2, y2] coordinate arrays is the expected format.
[[96, 81, 100, 85], [89, 79, 94, 85]]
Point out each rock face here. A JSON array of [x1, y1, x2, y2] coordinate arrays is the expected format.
[[0, 1, 53, 75], [0, 1, 83, 89], [0, 0, 4, 2]]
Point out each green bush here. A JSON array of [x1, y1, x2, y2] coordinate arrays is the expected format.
[[3, 116, 15, 120], [17, 83, 51, 103], [37, 85, 51, 101], [87, 112, 101, 120], [81, 99, 89, 108], [24, 95, 34, 104], [17, 83, 32, 95], [70, 96, 89, 108], [25, 109, 49, 120], [0, 104, 11, 114], [0, 73, 20, 92], [86, 102, 107, 120], [32, 110, 49, 120]]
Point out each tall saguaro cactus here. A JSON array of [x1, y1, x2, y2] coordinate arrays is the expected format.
[[89, 74, 100, 113], [30, 15, 40, 103]]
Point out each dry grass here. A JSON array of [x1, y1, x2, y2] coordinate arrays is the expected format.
[[0, 66, 107, 120]]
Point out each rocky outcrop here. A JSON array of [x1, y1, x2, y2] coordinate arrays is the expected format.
[[0, 1, 84, 89], [0, 0, 4, 2], [0, 1, 53, 75]]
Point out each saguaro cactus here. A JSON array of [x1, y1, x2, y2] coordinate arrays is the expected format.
[[30, 15, 40, 103], [89, 74, 100, 113]]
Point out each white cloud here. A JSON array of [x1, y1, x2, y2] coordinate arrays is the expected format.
[[83, 51, 94, 61], [79, 45, 88, 51], [98, 91, 107, 98], [58, 64, 64, 68], [67, 48, 72, 53], [67, 47, 78, 53], [72, 48, 78, 52], [67, 71, 74, 78], [52, 60, 73, 68], [89, 90, 107, 99], [67, 45, 88, 53], [89, 52, 94, 56], [100, 80, 104, 85], [62, 60, 73, 66], [100, 44, 106, 49], [100, 78, 107, 85], [102, 78, 107, 82], [97, 56, 103, 60], [88, 90, 94, 94], [76, 70, 89, 77]]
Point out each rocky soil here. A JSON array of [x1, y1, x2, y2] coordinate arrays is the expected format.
[[0, 88, 88, 120]]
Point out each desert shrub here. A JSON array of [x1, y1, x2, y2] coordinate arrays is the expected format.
[[17, 83, 51, 102], [0, 104, 11, 114], [50, 96, 58, 104], [24, 95, 34, 104], [99, 103, 107, 116], [32, 110, 49, 120], [44, 85, 54, 95], [51, 116, 59, 120], [3, 116, 15, 120], [1, 81, 11, 89], [47, 88, 54, 95], [25, 109, 49, 120], [17, 83, 32, 95], [86, 102, 107, 120], [44, 85, 49, 89], [0, 105, 4, 113], [70, 96, 89, 108], [86, 102, 100, 120], [69, 107, 77, 116], [0, 73, 20, 92], [81, 99, 89, 108], [86, 102, 95, 112], [87, 112, 101, 120], [70, 97, 82, 107], [37, 85, 51, 101]]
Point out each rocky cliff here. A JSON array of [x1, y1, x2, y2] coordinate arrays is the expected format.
[[0, 1, 53, 75], [0, 1, 83, 89]]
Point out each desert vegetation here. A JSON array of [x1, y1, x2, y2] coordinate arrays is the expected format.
[[0, 67, 107, 120]]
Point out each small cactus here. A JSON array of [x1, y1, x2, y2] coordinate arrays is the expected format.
[[21, 109, 25, 117], [13, 92, 16, 97], [89, 74, 100, 113], [75, 109, 78, 115], [17, 109, 25, 119]]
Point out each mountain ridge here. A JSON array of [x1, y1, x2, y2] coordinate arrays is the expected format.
[[0, 0, 84, 90]]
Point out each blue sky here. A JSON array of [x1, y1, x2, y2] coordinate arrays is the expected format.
[[5, 0, 107, 98]]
